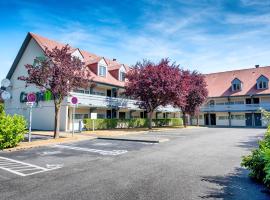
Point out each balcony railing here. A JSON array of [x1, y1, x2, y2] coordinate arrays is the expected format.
[[68, 92, 180, 112], [200, 103, 270, 112]]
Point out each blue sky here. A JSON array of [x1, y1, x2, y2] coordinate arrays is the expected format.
[[1, 0, 270, 81]]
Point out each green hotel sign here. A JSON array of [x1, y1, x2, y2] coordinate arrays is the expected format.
[[20, 90, 53, 103]]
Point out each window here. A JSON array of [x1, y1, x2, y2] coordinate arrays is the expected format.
[[231, 114, 245, 120], [209, 100, 215, 106], [120, 72, 126, 81], [232, 83, 241, 91], [218, 116, 229, 120], [253, 98, 260, 104], [257, 81, 268, 89], [231, 78, 242, 91], [73, 89, 85, 94], [246, 98, 252, 104], [99, 66, 107, 77], [234, 101, 244, 104], [73, 89, 90, 94], [97, 114, 105, 119], [216, 102, 225, 105], [74, 114, 88, 120], [256, 75, 268, 89]]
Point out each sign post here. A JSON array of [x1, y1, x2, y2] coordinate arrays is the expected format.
[[26, 93, 36, 142], [91, 113, 97, 131], [71, 96, 78, 136]]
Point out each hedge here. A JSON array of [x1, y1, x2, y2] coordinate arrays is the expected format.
[[83, 118, 183, 130], [0, 112, 27, 150], [241, 126, 270, 188]]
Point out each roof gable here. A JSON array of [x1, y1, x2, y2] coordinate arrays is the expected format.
[[231, 78, 242, 84], [205, 66, 270, 97], [6, 32, 127, 88], [71, 48, 84, 61], [257, 75, 269, 82]]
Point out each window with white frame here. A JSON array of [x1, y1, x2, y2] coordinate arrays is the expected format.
[[218, 116, 229, 120], [99, 66, 107, 77], [257, 75, 268, 89], [231, 78, 242, 91], [120, 72, 125, 81]]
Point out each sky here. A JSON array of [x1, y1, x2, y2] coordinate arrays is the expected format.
[[1, 0, 270, 81]]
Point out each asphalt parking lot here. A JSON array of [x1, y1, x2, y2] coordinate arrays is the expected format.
[[0, 127, 269, 200]]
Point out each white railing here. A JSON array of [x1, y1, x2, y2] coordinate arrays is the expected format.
[[200, 103, 270, 112], [68, 92, 180, 112]]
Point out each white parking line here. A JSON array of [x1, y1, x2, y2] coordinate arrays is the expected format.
[[54, 144, 128, 156], [0, 156, 62, 177]]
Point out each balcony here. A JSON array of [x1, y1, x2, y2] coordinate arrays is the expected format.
[[67, 92, 180, 112], [200, 103, 270, 112], [68, 92, 138, 109]]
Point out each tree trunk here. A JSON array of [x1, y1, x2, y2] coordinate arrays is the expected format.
[[196, 115, 199, 126], [148, 111, 153, 129], [183, 112, 187, 128], [54, 103, 61, 139]]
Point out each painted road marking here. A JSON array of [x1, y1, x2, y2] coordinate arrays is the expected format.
[[0, 156, 62, 177], [54, 144, 128, 156], [93, 142, 113, 146], [39, 151, 62, 156]]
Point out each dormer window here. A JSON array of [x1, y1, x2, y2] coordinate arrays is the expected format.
[[231, 78, 242, 91], [257, 75, 268, 89], [99, 66, 107, 77], [120, 72, 125, 81]]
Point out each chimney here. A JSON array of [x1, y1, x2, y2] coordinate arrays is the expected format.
[[255, 64, 259, 68], [113, 58, 116, 61]]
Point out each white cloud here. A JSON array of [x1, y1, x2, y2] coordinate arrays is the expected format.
[[240, 0, 270, 6]]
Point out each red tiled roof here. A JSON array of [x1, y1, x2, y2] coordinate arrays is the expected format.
[[205, 66, 270, 97], [30, 32, 128, 87]]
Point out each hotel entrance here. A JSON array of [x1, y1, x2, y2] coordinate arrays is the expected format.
[[204, 113, 216, 126], [245, 113, 262, 127]]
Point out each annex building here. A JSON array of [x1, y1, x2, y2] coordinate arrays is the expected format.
[[195, 66, 270, 127], [4, 33, 180, 131]]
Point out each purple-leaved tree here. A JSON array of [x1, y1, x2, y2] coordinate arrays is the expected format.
[[174, 70, 208, 127], [125, 58, 186, 129], [19, 45, 91, 138]]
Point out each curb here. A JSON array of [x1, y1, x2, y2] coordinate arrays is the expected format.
[[97, 136, 169, 143]]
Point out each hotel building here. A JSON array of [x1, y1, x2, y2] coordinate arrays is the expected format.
[[195, 66, 270, 127], [4, 33, 180, 131]]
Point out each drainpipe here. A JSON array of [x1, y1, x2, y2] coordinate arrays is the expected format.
[[228, 97, 231, 127], [228, 112, 232, 127], [252, 112, 255, 127]]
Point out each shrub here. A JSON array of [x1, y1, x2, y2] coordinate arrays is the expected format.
[[0, 113, 27, 150], [241, 127, 270, 187], [83, 118, 183, 130]]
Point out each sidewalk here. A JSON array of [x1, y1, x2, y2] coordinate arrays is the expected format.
[[83, 126, 184, 137], [3, 131, 96, 152]]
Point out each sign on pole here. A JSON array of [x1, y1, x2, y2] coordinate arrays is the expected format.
[[91, 113, 97, 131], [27, 93, 37, 103], [26, 94, 36, 142], [71, 96, 78, 136]]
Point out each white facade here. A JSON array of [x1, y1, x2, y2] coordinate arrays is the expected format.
[[3, 34, 181, 132], [197, 96, 270, 127]]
